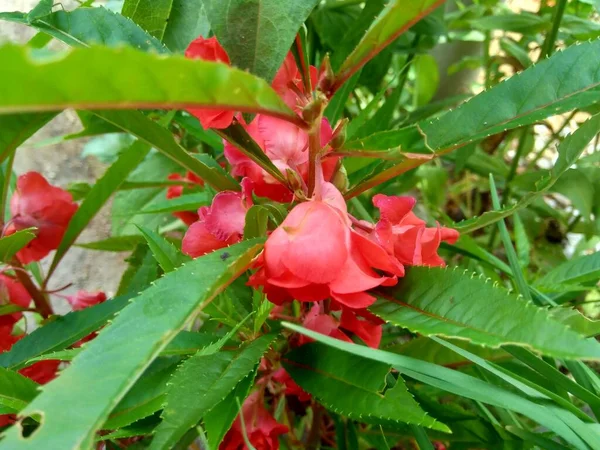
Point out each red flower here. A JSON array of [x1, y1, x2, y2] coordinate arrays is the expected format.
[[0, 275, 31, 327], [19, 360, 60, 385], [224, 115, 337, 202], [182, 180, 253, 258], [250, 184, 403, 309], [220, 392, 288, 450], [66, 290, 107, 311], [6, 172, 78, 264], [371, 194, 459, 267], [272, 368, 311, 402], [185, 36, 235, 129], [166, 172, 205, 225]]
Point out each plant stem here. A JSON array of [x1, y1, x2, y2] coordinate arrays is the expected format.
[[540, 0, 568, 59], [13, 260, 53, 318], [306, 404, 323, 450], [502, 126, 529, 204], [0, 149, 16, 227], [528, 110, 576, 169], [307, 117, 323, 198]]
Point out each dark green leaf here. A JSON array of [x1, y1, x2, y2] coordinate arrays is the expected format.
[[0, 367, 39, 411], [131, 193, 209, 216], [203, 0, 321, 82], [122, 0, 174, 40], [163, 0, 210, 53], [137, 225, 190, 273], [0, 240, 263, 449], [371, 266, 600, 359]]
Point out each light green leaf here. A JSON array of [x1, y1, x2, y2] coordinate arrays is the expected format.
[[48, 140, 152, 279], [122, 0, 174, 40], [0, 367, 39, 411], [0, 240, 263, 450], [0, 296, 131, 370], [537, 252, 600, 289], [282, 324, 594, 450], [284, 343, 449, 432], [421, 39, 600, 151], [132, 193, 209, 216], [76, 235, 144, 252], [370, 266, 600, 360], [136, 225, 190, 273], [413, 54, 439, 107], [454, 113, 600, 233], [150, 334, 275, 450], [333, 0, 444, 90], [551, 307, 600, 338], [0, 228, 36, 263], [0, 7, 168, 53], [203, 0, 321, 82], [469, 13, 550, 33], [0, 44, 301, 127], [163, 0, 210, 53]]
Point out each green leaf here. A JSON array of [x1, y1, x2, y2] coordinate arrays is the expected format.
[[420, 39, 600, 151], [454, 113, 600, 233], [0, 367, 39, 411], [243, 205, 271, 239], [116, 244, 160, 296], [131, 193, 209, 216], [537, 252, 600, 289], [284, 343, 449, 432], [324, 70, 361, 123], [96, 111, 238, 193], [370, 266, 600, 360], [163, 0, 210, 53], [469, 13, 550, 33], [203, 0, 321, 82], [513, 213, 530, 269], [48, 140, 152, 279], [0, 228, 36, 263], [413, 54, 439, 107], [551, 308, 600, 338], [122, 0, 174, 40], [0, 296, 131, 370], [282, 324, 595, 450], [203, 371, 256, 448], [0, 240, 263, 450], [27, 0, 53, 21], [333, 0, 444, 90], [0, 113, 57, 164], [137, 225, 190, 273], [0, 7, 168, 53], [150, 334, 275, 450], [0, 44, 301, 126], [76, 236, 145, 252]]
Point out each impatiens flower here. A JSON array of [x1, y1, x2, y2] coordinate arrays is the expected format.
[[0, 274, 31, 327], [372, 194, 459, 267], [166, 171, 205, 225], [250, 184, 403, 309], [220, 391, 288, 450], [5, 172, 78, 264], [66, 290, 107, 311], [185, 36, 235, 129], [225, 115, 337, 202], [182, 180, 253, 258], [272, 368, 311, 402]]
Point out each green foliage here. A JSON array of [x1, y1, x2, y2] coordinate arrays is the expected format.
[[203, 0, 321, 82], [0, 229, 36, 263], [122, 0, 174, 40], [0, 240, 263, 449], [163, 0, 210, 53], [0, 367, 39, 411]]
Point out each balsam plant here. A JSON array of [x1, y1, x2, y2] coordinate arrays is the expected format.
[[0, 0, 599, 449]]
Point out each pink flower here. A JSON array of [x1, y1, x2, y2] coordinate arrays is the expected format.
[[249, 184, 403, 309], [185, 36, 235, 130], [225, 115, 337, 202], [5, 172, 78, 264], [0, 275, 31, 327], [372, 194, 459, 267], [66, 290, 107, 311], [271, 52, 318, 110], [166, 172, 205, 226], [220, 391, 288, 450], [182, 180, 253, 258]]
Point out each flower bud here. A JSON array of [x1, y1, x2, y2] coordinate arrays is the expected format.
[[318, 54, 334, 94], [331, 164, 349, 192], [330, 118, 349, 149], [301, 95, 326, 123]]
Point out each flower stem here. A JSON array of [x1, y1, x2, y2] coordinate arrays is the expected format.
[[13, 260, 53, 318], [307, 117, 322, 198]]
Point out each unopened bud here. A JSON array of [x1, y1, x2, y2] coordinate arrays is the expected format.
[[331, 164, 349, 192], [285, 168, 304, 193], [301, 96, 326, 123], [318, 54, 334, 94], [330, 118, 348, 149]]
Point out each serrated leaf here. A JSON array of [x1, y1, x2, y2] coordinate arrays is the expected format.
[[370, 266, 600, 360], [333, 0, 444, 90], [244, 205, 271, 239], [76, 236, 145, 252], [536, 252, 600, 289], [0, 367, 39, 411], [163, 0, 210, 53], [284, 343, 449, 432], [0, 296, 131, 370], [421, 39, 600, 151], [203, 0, 321, 82], [96, 111, 238, 193], [0, 228, 36, 263], [551, 308, 600, 338], [0, 7, 167, 53], [48, 140, 151, 279], [122, 0, 174, 40], [136, 226, 190, 273], [0, 44, 301, 127], [0, 240, 263, 450], [282, 324, 595, 450], [131, 193, 209, 216], [454, 113, 600, 233], [150, 334, 275, 450]]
